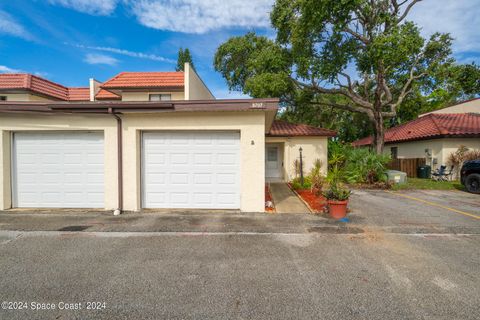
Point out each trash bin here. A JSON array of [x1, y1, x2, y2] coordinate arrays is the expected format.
[[386, 170, 407, 184], [417, 165, 431, 179]]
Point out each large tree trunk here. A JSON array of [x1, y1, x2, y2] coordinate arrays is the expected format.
[[372, 112, 385, 154]]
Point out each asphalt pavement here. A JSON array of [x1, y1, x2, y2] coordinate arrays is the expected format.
[[0, 189, 479, 319], [0, 231, 479, 319]]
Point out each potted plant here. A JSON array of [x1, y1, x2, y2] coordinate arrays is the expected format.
[[322, 182, 351, 219]]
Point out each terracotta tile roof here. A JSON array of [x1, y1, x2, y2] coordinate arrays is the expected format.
[[268, 120, 336, 137], [30, 75, 69, 100], [352, 113, 480, 146], [67, 87, 89, 101], [95, 88, 121, 100], [0, 74, 68, 100], [101, 72, 184, 89], [0, 73, 28, 88], [0, 73, 90, 101]]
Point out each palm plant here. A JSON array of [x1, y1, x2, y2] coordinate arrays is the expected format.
[[309, 159, 324, 196]]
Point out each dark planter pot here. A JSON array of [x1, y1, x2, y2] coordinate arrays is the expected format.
[[327, 200, 348, 219]]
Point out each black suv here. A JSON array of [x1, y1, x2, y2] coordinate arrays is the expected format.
[[461, 160, 480, 194]]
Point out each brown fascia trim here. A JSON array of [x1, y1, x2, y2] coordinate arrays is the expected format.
[[0, 98, 279, 114], [266, 134, 337, 138], [266, 132, 337, 138], [100, 86, 185, 91]]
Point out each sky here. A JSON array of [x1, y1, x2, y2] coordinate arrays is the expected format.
[[0, 0, 479, 99]]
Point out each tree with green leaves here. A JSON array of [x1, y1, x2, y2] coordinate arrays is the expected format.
[[214, 0, 462, 153], [393, 61, 480, 124], [176, 47, 195, 72]]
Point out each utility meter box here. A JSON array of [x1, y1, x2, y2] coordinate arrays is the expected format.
[[386, 170, 407, 184]]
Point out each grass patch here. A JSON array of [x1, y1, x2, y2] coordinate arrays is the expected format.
[[391, 178, 465, 191]]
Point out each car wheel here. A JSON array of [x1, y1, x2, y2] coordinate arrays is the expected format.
[[465, 173, 480, 194]]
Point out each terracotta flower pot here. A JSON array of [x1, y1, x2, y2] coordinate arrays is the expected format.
[[327, 200, 348, 219]]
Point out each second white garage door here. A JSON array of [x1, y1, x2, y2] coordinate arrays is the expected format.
[[142, 131, 240, 209]]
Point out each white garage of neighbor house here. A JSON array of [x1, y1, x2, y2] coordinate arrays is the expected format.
[[0, 100, 334, 213]]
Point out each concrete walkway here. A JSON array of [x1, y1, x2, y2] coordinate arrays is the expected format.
[[269, 183, 310, 213]]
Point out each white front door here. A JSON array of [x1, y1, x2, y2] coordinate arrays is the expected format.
[[265, 145, 282, 178], [142, 131, 240, 209], [12, 132, 105, 208]]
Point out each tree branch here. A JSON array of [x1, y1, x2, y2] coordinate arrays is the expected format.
[[293, 78, 373, 109], [398, 0, 422, 22], [380, 75, 393, 105], [310, 101, 374, 118], [338, 72, 374, 108], [343, 26, 370, 44]]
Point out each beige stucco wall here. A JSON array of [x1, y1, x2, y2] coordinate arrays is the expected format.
[[185, 63, 214, 100], [421, 99, 479, 116], [0, 113, 118, 210], [440, 138, 480, 165], [0, 93, 52, 101], [121, 91, 185, 101], [385, 137, 480, 170], [266, 136, 328, 181], [0, 111, 266, 212], [122, 111, 265, 212]]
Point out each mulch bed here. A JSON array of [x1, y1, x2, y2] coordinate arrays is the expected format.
[[265, 185, 275, 213], [296, 189, 327, 213]]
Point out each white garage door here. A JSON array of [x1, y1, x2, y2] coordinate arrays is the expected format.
[[142, 131, 240, 209], [12, 132, 104, 208]]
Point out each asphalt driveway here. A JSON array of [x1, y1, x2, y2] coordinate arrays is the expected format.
[[348, 189, 480, 234], [0, 189, 477, 234], [0, 231, 479, 320], [0, 189, 479, 319]]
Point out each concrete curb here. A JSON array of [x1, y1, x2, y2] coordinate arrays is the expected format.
[[1, 230, 478, 238]]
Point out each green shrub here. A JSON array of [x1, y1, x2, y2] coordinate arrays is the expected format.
[[322, 183, 351, 201], [343, 148, 391, 184], [327, 142, 390, 184], [291, 176, 312, 190]]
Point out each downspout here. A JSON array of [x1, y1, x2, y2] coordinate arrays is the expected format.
[[109, 108, 123, 215]]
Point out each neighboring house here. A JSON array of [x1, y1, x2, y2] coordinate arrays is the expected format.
[[352, 108, 480, 170], [0, 65, 333, 213], [0, 63, 212, 102], [420, 97, 479, 116]]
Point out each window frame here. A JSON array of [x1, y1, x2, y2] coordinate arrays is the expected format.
[[390, 147, 398, 159], [149, 94, 172, 101]]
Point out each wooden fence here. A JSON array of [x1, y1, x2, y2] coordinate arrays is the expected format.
[[387, 158, 426, 178]]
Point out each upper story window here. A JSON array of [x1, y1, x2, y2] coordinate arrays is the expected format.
[[149, 94, 171, 101], [0, 96, 6, 101]]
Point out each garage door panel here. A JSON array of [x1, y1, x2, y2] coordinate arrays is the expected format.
[[13, 132, 104, 208], [143, 131, 240, 209], [193, 173, 212, 185]]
